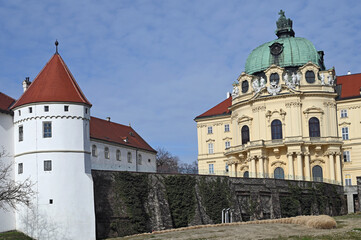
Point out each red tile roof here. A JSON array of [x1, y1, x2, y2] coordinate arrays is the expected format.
[[195, 97, 232, 120], [90, 116, 156, 153], [337, 73, 361, 99], [12, 54, 91, 109], [0, 92, 15, 113]]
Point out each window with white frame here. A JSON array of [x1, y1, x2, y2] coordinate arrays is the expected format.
[[208, 126, 213, 134], [342, 127, 349, 140], [92, 145, 97, 157], [345, 175, 352, 186], [18, 163, 23, 174], [340, 109, 348, 118], [225, 124, 230, 132], [208, 143, 214, 154], [225, 141, 230, 149], [44, 160, 52, 171], [127, 152, 132, 163], [343, 151, 351, 162], [209, 164, 214, 174], [104, 147, 110, 159], [116, 150, 121, 161], [43, 122, 52, 138], [19, 125, 23, 142]]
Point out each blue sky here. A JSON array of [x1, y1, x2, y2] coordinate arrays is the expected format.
[[1, 0, 361, 163]]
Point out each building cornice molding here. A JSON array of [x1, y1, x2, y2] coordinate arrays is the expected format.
[[15, 150, 91, 158], [14, 115, 89, 124]]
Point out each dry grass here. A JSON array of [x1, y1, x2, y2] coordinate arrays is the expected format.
[[119, 215, 336, 239]]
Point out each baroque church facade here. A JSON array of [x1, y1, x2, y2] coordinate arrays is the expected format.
[[195, 11, 361, 188], [0, 44, 156, 239]]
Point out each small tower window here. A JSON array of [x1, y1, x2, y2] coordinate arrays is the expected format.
[[116, 150, 121, 161], [44, 160, 52, 171], [18, 163, 23, 174], [43, 122, 52, 138], [19, 125, 23, 142], [44, 106, 49, 112], [29, 107, 32, 113], [18, 110, 21, 116], [305, 71, 315, 83], [137, 154, 142, 165], [85, 108, 88, 114], [64, 106, 69, 112], [127, 152, 132, 163], [104, 147, 109, 159]]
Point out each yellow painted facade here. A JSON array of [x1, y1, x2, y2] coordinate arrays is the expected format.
[[195, 12, 361, 186]]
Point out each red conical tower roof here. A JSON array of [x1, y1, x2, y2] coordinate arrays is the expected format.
[[12, 53, 91, 109]]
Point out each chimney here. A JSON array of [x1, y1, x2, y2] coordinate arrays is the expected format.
[[22, 77, 31, 92], [227, 92, 231, 98], [347, 71, 351, 75], [106, 117, 111, 122]]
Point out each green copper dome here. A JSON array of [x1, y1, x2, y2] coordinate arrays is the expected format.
[[244, 10, 325, 75]]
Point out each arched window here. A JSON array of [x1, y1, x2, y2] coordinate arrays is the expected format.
[[241, 125, 250, 145], [270, 73, 280, 85], [137, 154, 142, 165], [92, 145, 97, 157], [271, 119, 283, 140], [243, 171, 249, 178], [127, 152, 132, 163], [104, 147, 109, 159], [309, 117, 320, 137], [274, 167, 284, 179], [312, 165, 323, 182], [116, 150, 121, 161], [305, 70, 315, 83]]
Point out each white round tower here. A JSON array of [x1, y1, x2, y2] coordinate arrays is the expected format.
[[11, 47, 95, 240]]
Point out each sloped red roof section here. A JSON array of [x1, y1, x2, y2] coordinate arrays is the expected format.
[[337, 73, 361, 99], [0, 92, 15, 113], [90, 116, 156, 153], [195, 97, 232, 120], [12, 54, 91, 109]]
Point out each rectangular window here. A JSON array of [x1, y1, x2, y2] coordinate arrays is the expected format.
[[85, 108, 88, 114], [18, 110, 21, 116], [209, 164, 214, 174], [43, 122, 52, 138], [225, 124, 230, 132], [225, 163, 229, 172], [208, 143, 214, 154], [44, 106, 49, 112], [19, 125, 23, 142], [225, 141, 230, 149], [64, 106, 69, 112], [44, 160, 52, 171], [208, 126, 213, 134], [340, 109, 348, 118], [29, 107, 32, 113], [18, 163, 23, 174], [343, 151, 351, 162], [342, 127, 349, 140], [345, 178, 352, 186]]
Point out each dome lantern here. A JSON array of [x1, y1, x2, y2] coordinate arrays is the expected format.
[[276, 10, 295, 38]]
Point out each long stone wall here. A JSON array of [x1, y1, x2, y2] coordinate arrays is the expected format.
[[92, 170, 347, 239]]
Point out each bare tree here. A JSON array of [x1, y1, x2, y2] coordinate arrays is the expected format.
[[178, 160, 198, 174], [0, 149, 35, 210], [156, 147, 179, 173]]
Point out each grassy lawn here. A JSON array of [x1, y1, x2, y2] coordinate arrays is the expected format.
[[113, 213, 361, 240], [0, 231, 33, 240]]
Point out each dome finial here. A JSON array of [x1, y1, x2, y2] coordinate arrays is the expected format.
[[275, 10, 295, 38], [55, 40, 59, 54]]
